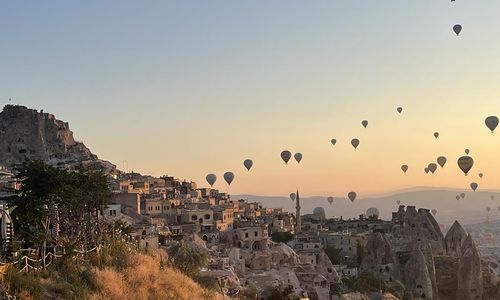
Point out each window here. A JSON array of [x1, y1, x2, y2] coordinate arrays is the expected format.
[[204, 214, 210, 220], [254, 231, 258, 237], [191, 215, 198, 221], [245, 233, 249, 238]]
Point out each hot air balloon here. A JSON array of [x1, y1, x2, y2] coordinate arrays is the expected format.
[[281, 150, 292, 164], [428, 163, 438, 174], [485, 116, 499, 133], [401, 165, 409, 173], [479, 173, 484, 179], [294, 153, 303, 163], [223, 172, 234, 185], [348, 192, 357, 202], [396, 200, 401, 205], [437, 156, 447, 168], [434, 132, 439, 139], [470, 182, 478, 191], [351, 138, 360, 149], [456, 195, 460, 201], [243, 159, 253, 171], [366, 207, 380, 219], [331, 139, 337, 146], [465, 149, 470, 155], [206, 174, 217, 187], [457, 156, 474, 175], [431, 209, 437, 216], [424, 167, 430, 174], [460, 193, 466, 199], [490, 195, 495, 201], [290, 193, 296, 202], [486, 206, 491, 213], [362, 120, 368, 128], [453, 24, 462, 36], [327, 197, 334, 205], [397, 107, 403, 114]]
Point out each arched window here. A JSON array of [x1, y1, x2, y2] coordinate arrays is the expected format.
[[191, 215, 198, 221]]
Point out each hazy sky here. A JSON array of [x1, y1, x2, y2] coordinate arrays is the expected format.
[[1, 1, 500, 197]]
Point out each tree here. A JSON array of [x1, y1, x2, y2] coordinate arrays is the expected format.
[[5, 160, 111, 250], [261, 284, 297, 300], [167, 241, 209, 278], [324, 245, 342, 265], [343, 272, 388, 293], [270, 231, 293, 244], [5, 160, 69, 248], [356, 240, 365, 266]]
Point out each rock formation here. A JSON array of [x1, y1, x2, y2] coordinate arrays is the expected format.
[[402, 249, 434, 300], [362, 207, 484, 300], [444, 220, 467, 257], [360, 232, 401, 283], [457, 234, 482, 300], [0, 105, 116, 173]]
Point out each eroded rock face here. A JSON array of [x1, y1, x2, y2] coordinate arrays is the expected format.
[[361, 232, 401, 283], [457, 235, 483, 300], [402, 249, 434, 300], [445, 221, 467, 257], [0, 105, 115, 173], [362, 212, 484, 300], [391, 206, 446, 255]]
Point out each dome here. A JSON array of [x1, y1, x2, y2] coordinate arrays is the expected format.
[[366, 207, 380, 219]]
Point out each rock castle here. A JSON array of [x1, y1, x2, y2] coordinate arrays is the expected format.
[[0, 105, 116, 173]]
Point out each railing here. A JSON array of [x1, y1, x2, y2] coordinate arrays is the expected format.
[[9, 245, 101, 273]]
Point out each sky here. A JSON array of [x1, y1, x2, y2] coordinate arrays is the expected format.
[[1, 1, 500, 197]]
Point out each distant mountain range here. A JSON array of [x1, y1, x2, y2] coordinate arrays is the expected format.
[[234, 188, 500, 227]]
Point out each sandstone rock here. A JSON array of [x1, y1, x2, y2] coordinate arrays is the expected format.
[[444, 221, 467, 257], [361, 232, 401, 283], [457, 234, 482, 300], [402, 249, 434, 300], [0, 105, 116, 173]]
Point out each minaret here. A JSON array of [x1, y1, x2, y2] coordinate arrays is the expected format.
[[295, 189, 301, 234]]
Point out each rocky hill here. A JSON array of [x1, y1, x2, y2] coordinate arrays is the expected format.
[[0, 105, 116, 173]]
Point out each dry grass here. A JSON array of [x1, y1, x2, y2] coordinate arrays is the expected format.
[[90, 251, 223, 300]]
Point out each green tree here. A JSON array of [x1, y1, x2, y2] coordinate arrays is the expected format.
[[5, 160, 111, 250], [5, 160, 69, 248], [324, 245, 342, 265], [356, 240, 365, 266], [167, 241, 209, 278], [270, 231, 293, 244], [261, 284, 297, 300], [343, 272, 388, 293]]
